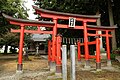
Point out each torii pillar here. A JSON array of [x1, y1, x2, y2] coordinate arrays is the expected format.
[[83, 20, 90, 68], [50, 18, 58, 72], [17, 24, 25, 72]]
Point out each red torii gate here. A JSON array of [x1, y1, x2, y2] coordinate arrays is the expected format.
[[33, 6, 117, 69], [77, 25, 117, 69], [3, 6, 117, 74], [87, 25, 117, 66], [33, 6, 101, 68], [3, 13, 54, 71]]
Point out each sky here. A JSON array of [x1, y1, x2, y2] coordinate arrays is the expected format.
[[23, 0, 37, 20]]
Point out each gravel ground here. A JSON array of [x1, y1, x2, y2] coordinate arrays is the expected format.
[[0, 54, 120, 80]]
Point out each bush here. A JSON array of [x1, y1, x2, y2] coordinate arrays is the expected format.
[[111, 53, 117, 60], [111, 48, 120, 60], [112, 48, 120, 55]]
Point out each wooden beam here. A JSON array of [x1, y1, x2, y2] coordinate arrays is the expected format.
[[11, 29, 53, 34]]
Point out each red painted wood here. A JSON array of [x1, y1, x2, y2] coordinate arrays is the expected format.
[[77, 41, 81, 61], [34, 7, 99, 22], [87, 28, 114, 31], [106, 31, 111, 60], [87, 33, 112, 37], [48, 40, 52, 61], [10, 21, 54, 27], [11, 29, 53, 34], [96, 31, 100, 63], [39, 12, 97, 22], [37, 26, 40, 31], [18, 25, 24, 64], [56, 35, 62, 65], [89, 55, 96, 59], [80, 41, 96, 46], [80, 55, 96, 59], [88, 41, 96, 45], [57, 24, 84, 29], [83, 21, 89, 60], [51, 18, 57, 62]]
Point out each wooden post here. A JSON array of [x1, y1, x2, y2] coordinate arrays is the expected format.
[[77, 41, 81, 63], [106, 30, 112, 67], [51, 18, 57, 72], [95, 31, 101, 70], [56, 35, 62, 75], [48, 40, 52, 66], [17, 25, 24, 72], [83, 21, 90, 68]]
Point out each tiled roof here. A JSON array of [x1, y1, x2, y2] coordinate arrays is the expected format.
[[31, 34, 50, 41]]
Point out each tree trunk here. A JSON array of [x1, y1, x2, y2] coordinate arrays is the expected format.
[[107, 0, 117, 49], [4, 45, 8, 54]]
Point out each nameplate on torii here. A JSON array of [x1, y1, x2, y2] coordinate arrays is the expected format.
[[69, 17, 76, 28]]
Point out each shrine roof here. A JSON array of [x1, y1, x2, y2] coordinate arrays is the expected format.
[[33, 6, 100, 19], [31, 34, 50, 42], [2, 13, 54, 25]]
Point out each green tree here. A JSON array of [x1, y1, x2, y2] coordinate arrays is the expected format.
[[0, 32, 19, 53], [0, 0, 28, 35], [0, 0, 28, 53]]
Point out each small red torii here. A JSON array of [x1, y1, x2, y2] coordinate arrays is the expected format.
[[2, 13, 54, 71]]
